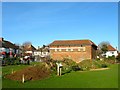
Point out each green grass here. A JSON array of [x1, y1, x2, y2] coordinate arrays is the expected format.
[[2, 64, 118, 88]]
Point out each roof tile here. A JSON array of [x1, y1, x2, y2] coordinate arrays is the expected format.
[[49, 39, 96, 46]]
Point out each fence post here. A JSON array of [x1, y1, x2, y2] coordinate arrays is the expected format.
[[22, 74, 25, 83]]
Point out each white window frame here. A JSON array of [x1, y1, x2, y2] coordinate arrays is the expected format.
[[55, 49, 57, 52], [59, 49, 62, 51], [71, 49, 73, 51], [66, 49, 68, 51], [78, 47, 85, 51]]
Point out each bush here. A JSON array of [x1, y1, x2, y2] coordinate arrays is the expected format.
[[78, 60, 92, 71], [116, 53, 120, 63], [93, 60, 109, 68], [77, 59, 110, 71], [2, 57, 21, 65], [63, 58, 77, 66], [107, 56, 115, 60], [71, 65, 81, 71], [101, 64, 107, 68]]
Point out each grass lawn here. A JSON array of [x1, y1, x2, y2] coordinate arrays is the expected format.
[[2, 64, 118, 88]]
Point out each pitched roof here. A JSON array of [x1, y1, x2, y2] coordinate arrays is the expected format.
[[0, 38, 19, 49], [107, 45, 116, 51], [49, 39, 97, 46], [23, 45, 36, 51]]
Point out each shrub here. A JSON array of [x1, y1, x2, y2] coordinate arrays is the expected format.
[[93, 60, 109, 68], [107, 55, 115, 60], [77, 59, 110, 71], [63, 58, 77, 66], [61, 63, 72, 75], [78, 60, 92, 71], [71, 65, 81, 71], [116, 53, 120, 63], [101, 64, 107, 68]]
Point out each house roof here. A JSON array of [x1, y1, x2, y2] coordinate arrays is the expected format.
[[0, 38, 19, 49], [49, 39, 97, 46], [107, 45, 116, 51], [23, 45, 36, 51]]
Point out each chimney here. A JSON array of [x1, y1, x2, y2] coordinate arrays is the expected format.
[[0, 38, 3, 41]]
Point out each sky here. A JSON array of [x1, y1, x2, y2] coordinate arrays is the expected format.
[[2, 2, 118, 49]]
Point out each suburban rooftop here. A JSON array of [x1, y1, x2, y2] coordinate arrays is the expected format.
[[49, 39, 97, 46]]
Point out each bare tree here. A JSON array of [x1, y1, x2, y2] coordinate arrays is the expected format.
[[22, 41, 32, 56], [98, 41, 110, 57], [23, 41, 32, 46]]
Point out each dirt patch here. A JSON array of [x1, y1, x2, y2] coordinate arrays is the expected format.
[[90, 68, 109, 71], [5, 65, 51, 81]]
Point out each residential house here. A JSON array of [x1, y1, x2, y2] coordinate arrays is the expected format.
[[22, 44, 36, 56], [105, 45, 118, 58], [49, 39, 97, 63], [0, 37, 19, 58], [34, 46, 50, 61]]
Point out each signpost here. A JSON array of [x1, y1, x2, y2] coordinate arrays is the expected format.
[[56, 62, 63, 76]]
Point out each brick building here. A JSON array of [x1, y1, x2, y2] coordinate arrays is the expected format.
[[49, 39, 97, 63]]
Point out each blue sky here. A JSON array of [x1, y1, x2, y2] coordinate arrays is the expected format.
[[2, 2, 118, 49]]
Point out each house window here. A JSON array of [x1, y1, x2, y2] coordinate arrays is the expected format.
[[43, 52, 46, 54], [59, 49, 62, 51], [71, 49, 73, 51], [112, 52, 114, 54], [68, 49, 71, 51], [66, 49, 68, 51], [78, 47, 85, 51], [55, 49, 57, 52], [66, 48, 73, 52], [78, 49, 80, 51]]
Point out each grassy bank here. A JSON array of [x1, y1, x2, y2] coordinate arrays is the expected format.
[[2, 64, 118, 88]]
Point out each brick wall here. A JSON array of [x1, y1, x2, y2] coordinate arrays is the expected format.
[[50, 45, 95, 63]]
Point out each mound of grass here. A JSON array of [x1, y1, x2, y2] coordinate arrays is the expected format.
[[78, 59, 110, 71], [5, 63, 51, 81]]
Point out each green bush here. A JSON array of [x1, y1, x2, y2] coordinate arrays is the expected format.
[[61, 63, 71, 75], [78, 60, 92, 71], [2, 57, 20, 65], [116, 53, 120, 63], [77, 59, 109, 71], [101, 64, 107, 68], [60, 58, 79, 74], [71, 65, 81, 71], [107, 55, 115, 59], [63, 58, 77, 66], [92, 60, 109, 68]]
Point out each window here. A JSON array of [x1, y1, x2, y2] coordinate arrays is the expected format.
[[66, 48, 73, 52], [68, 49, 71, 51], [71, 49, 73, 51], [78, 49, 81, 51], [78, 47, 85, 51], [66, 49, 68, 51], [55, 49, 57, 52], [59, 49, 62, 51], [112, 52, 114, 54]]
